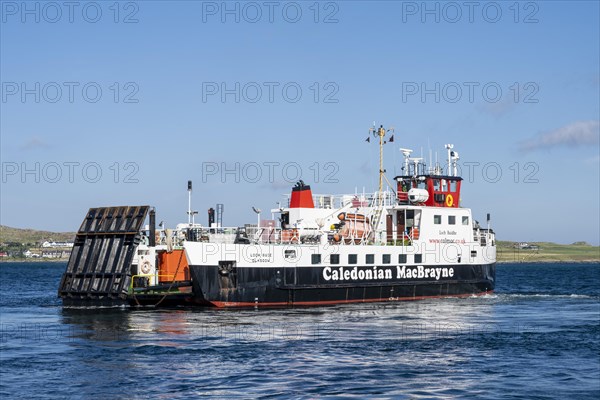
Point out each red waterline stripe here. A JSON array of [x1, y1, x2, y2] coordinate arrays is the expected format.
[[210, 290, 494, 308]]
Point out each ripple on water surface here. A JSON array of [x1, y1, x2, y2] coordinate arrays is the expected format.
[[1, 262, 599, 398]]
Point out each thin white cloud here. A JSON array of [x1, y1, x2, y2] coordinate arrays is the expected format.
[[519, 120, 599, 152], [20, 137, 50, 151], [584, 155, 600, 165]]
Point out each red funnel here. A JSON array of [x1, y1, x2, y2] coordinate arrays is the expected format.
[[289, 181, 314, 208]]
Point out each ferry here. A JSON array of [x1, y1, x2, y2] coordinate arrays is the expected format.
[[58, 125, 496, 307]]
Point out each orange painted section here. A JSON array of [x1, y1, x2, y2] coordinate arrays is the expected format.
[[158, 250, 190, 282], [408, 227, 420, 240]]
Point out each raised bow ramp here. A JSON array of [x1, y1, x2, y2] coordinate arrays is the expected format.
[[58, 205, 149, 306]]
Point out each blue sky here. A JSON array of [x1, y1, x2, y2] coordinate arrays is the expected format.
[[1, 0, 599, 244]]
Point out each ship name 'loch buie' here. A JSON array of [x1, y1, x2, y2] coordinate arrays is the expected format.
[[322, 266, 455, 282]]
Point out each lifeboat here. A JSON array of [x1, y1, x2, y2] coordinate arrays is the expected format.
[[338, 213, 373, 244], [281, 229, 299, 243]]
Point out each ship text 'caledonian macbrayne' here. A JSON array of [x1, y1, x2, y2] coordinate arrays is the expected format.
[[58, 125, 496, 308]]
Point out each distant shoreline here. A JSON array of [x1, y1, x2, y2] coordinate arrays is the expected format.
[[1, 258, 68, 263]]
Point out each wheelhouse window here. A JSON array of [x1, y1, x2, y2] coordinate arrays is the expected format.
[[311, 254, 321, 264], [415, 254, 422, 263], [348, 254, 357, 265], [330, 254, 340, 264], [448, 216, 456, 225], [382, 254, 391, 264], [434, 215, 442, 225], [399, 254, 407, 263], [462, 216, 469, 225], [366, 254, 375, 264]]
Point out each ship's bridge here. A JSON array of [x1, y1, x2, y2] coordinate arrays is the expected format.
[[395, 174, 462, 208], [395, 144, 463, 208]]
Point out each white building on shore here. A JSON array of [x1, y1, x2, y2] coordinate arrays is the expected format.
[[41, 241, 74, 248]]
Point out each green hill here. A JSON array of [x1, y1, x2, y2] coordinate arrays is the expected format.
[[1, 225, 598, 263], [497, 241, 599, 262], [0, 225, 76, 246]]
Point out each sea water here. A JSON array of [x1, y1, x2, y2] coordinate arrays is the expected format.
[[1, 262, 598, 399]]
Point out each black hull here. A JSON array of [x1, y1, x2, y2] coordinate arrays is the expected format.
[[187, 263, 496, 308]]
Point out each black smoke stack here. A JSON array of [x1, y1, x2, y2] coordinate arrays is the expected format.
[[487, 213, 490, 222], [188, 180, 192, 191], [208, 208, 215, 227], [149, 208, 156, 247]]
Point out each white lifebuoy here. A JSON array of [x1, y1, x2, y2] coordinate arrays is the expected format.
[[140, 260, 152, 275]]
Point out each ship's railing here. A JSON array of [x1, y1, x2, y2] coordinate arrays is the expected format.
[[244, 225, 418, 246], [186, 227, 239, 243], [146, 230, 188, 247], [473, 228, 495, 246], [161, 221, 421, 247], [282, 191, 397, 209], [245, 226, 321, 244]]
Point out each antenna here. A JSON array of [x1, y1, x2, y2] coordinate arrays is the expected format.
[[216, 204, 224, 228], [400, 148, 413, 157], [445, 144, 453, 176], [410, 157, 423, 176], [400, 148, 413, 176], [369, 124, 388, 199], [452, 150, 460, 176], [428, 140, 432, 174], [186, 181, 199, 225], [187, 180, 192, 226], [252, 206, 261, 230]]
